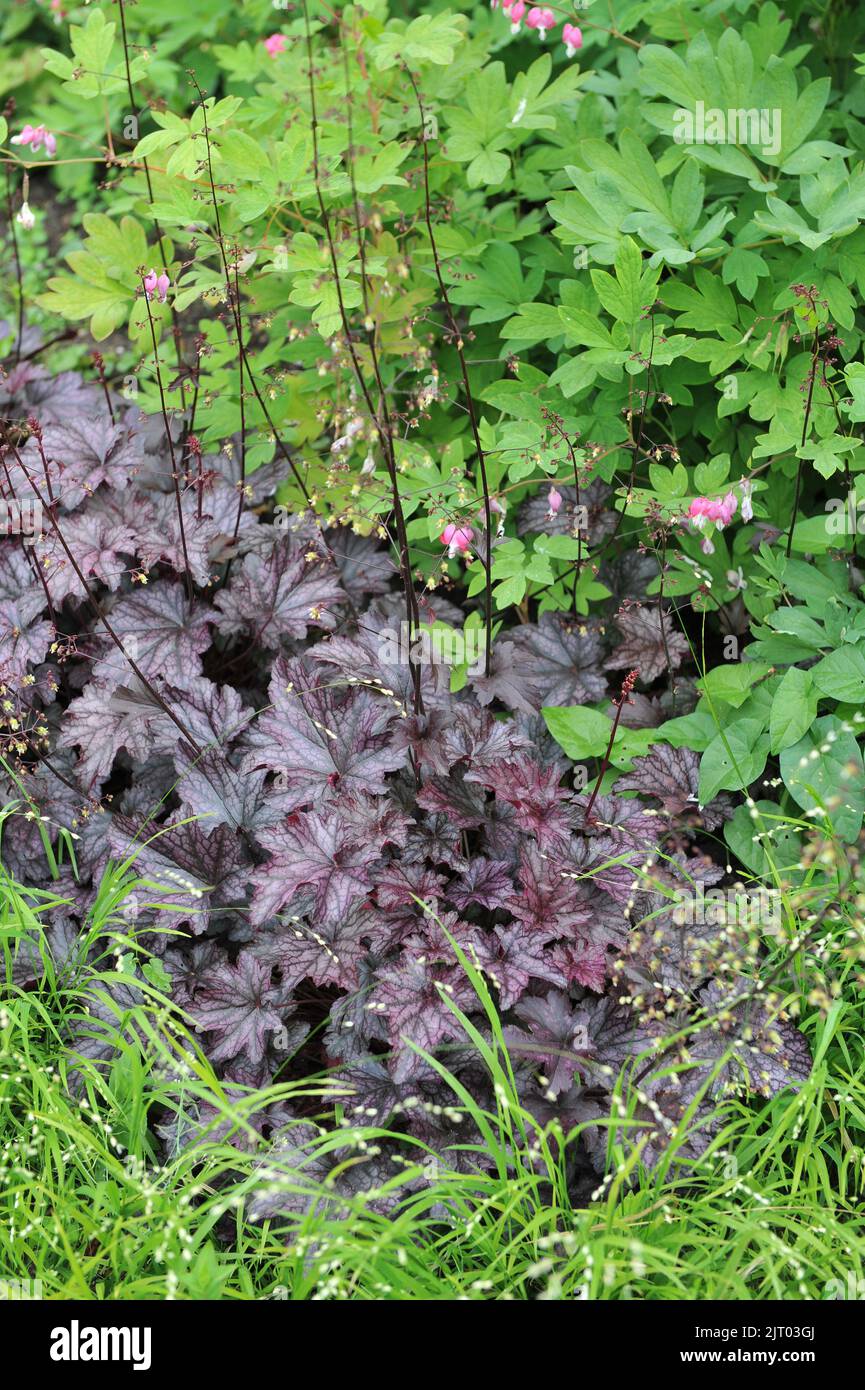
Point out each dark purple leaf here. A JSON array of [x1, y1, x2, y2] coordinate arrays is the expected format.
[[214, 535, 345, 644], [510, 613, 607, 709], [503, 991, 595, 1097], [191, 951, 293, 1064], [250, 805, 382, 925], [468, 755, 572, 850], [253, 900, 377, 990], [444, 858, 514, 912], [605, 605, 689, 683], [614, 743, 732, 829], [241, 656, 406, 811]]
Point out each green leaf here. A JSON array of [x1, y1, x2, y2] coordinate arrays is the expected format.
[[699, 720, 769, 803], [780, 715, 865, 842], [590, 235, 658, 327], [769, 667, 817, 753], [542, 706, 611, 761], [468, 149, 510, 188], [656, 707, 719, 751], [724, 800, 801, 880], [698, 661, 771, 709], [373, 12, 466, 69], [810, 646, 865, 703]]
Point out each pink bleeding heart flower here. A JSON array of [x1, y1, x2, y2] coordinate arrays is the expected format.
[[12, 124, 57, 156], [526, 6, 556, 37], [264, 33, 288, 58], [547, 486, 563, 519], [509, 0, 526, 31], [440, 522, 474, 558], [143, 269, 170, 304], [687, 498, 711, 528], [687, 491, 738, 534], [562, 22, 583, 56], [716, 491, 738, 527]]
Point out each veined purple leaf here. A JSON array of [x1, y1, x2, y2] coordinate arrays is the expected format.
[[510, 613, 607, 709], [191, 951, 293, 1065], [444, 857, 514, 912], [370, 950, 476, 1079], [605, 605, 689, 683], [23, 414, 142, 510], [214, 535, 345, 644], [468, 639, 539, 715], [107, 816, 247, 933], [468, 755, 572, 851], [95, 582, 213, 687], [415, 768, 488, 830], [249, 805, 382, 925], [241, 657, 406, 811], [614, 743, 732, 830], [253, 900, 377, 990], [37, 501, 137, 602], [504, 991, 595, 1097]]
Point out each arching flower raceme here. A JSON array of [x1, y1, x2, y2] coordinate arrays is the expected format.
[[509, 0, 526, 32], [526, 6, 556, 38], [547, 486, 563, 520], [562, 22, 583, 56], [143, 269, 171, 304], [11, 124, 57, 156], [16, 201, 36, 230], [441, 523, 474, 559], [264, 34, 288, 58]]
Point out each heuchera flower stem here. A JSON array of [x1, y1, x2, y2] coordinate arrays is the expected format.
[[114, 0, 185, 376], [303, 0, 424, 717], [140, 275, 195, 604], [1, 429, 205, 759], [188, 76, 325, 537], [115, 3, 184, 373], [91, 351, 116, 426], [582, 668, 639, 825], [189, 77, 362, 626], [787, 297, 820, 557], [406, 68, 494, 680], [336, 17, 424, 686], [5, 167, 24, 365]]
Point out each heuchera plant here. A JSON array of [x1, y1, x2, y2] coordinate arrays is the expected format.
[[0, 342, 809, 1190], [2, 0, 842, 1196]]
